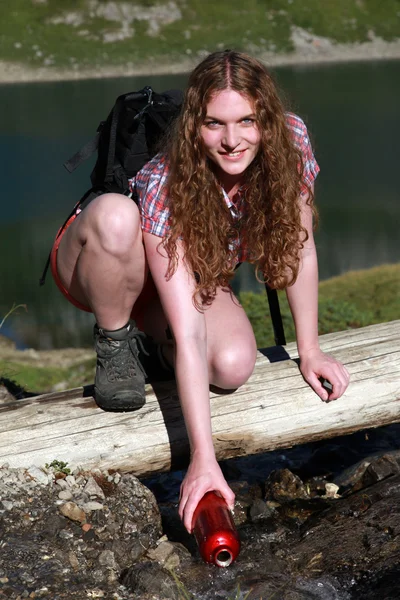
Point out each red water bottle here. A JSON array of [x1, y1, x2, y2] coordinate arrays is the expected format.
[[192, 491, 241, 567]]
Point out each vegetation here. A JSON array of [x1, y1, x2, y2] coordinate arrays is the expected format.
[[239, 263, 400, 348], [0, 356, 96, 394], [44, 459, 71, 475], [1, 0, 399, 72]]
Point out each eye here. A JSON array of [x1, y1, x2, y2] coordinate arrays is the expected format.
[[241, 117, 256, 125], [204, 120, 221, 128]]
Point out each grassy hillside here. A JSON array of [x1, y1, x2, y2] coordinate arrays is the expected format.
[[1, 0, 399, 72]]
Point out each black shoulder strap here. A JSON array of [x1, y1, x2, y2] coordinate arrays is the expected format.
[[265, 284, 286, 346]]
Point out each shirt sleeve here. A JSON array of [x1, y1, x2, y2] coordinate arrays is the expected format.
[[130, 154, 171, 237], [285, 112, 320, 196]]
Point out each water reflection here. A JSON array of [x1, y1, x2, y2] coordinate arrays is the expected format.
[[1, 61, 399, 349]]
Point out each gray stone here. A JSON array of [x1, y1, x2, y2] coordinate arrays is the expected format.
[[98, 550, 118, 570], [83, 476, 106, 500], [26, 465, 49, 485]]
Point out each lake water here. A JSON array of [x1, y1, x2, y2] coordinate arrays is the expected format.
[[1, 60, 399, 350]]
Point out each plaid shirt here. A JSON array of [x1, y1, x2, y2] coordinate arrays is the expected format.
[[130, 112, 319, 263]]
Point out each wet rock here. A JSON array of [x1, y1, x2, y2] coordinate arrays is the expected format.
[[146, 538, 191, 570], [361, 454, 400, 486], [282, 473, 400, 583], [249, 498, 274, 522], [230, 480, 263, 525], [335, 453, 400, 495], [120, 561, 179, 599], [265, 468, 310, 503]]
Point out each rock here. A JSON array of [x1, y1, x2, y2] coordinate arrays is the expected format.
[[146, 539, 191, 570], [265, 469, 310, 503], [26, 465, 49, 485], [120, 561, 179, 599], [249, 498, 274, 522], [0, 383, 14, 404], [98, 549, 118, 570], [362, 454, 400, 486], [82, 501, 104, 512], [58, 489, 73, 501], [59, 501, 86, 524], [83, 476, 106, 500]]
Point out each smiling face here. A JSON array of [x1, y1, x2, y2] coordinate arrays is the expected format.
[[200, 89, 261, 193]]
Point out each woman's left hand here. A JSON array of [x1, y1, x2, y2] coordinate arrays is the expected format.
[[299, 347, 350, 401]]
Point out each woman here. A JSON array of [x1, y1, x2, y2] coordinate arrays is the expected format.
[[51, 50, 350, 533]]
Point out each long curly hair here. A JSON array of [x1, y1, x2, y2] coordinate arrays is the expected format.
[[162, 50, 317, 306]]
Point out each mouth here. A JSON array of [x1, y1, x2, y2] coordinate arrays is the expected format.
[[219, 149, 245, 159]]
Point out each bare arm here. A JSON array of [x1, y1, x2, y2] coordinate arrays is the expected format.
[[143, 232, 234, 530], [285, 189, 350, 400]]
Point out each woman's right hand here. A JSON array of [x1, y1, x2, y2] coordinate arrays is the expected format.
[[178, 452, 235, 533]]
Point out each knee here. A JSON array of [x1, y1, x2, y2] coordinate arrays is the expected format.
[[89, 194, 142, 256], [211, 341, 257, 390]]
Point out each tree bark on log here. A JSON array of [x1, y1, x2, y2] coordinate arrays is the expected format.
[[1, 321, 399, 477]]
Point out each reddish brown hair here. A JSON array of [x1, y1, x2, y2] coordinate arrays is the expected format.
[[163, 50, 317, 306]]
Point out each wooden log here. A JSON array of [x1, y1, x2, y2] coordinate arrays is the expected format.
[[1, 321, 399, 477]]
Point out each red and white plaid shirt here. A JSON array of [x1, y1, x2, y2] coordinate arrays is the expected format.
[[130, 112, 319, 263]]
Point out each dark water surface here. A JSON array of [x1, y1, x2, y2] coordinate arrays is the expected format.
[[0, 60, 399, 349]]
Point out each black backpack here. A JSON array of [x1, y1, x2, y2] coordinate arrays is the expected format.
[[40, 85, 286, 346]]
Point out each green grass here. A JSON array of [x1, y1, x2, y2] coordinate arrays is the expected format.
[[0, 356, 95, 395], [239, 263, 400, 348], [0, 0, 399, 71]]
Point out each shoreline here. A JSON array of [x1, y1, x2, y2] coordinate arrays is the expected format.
[[1, 36, 400, 84]]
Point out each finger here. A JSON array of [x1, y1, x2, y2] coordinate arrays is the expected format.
[[221, 485, 235, 512], [307, 372, 330, 401], [329, 365, 351, 399], [183, 489, 207, 533], [178, 484, 189, 521], [327, 373, 348, 400]]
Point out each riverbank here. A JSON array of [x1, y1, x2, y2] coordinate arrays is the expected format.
[[1, 33, 400, 84]]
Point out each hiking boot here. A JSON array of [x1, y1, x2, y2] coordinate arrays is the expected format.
[[93, 320, 148, 412]]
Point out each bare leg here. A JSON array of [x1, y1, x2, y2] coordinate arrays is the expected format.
[[204, 287, 257, 389], [141, 286, 257, 390], [56, 193, 151, 411], [57, 193, 146, 330]]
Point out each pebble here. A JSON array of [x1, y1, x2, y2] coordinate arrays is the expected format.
[[58, 489, 73, 501], [59, 501, 87, 524], [82, 501, 104, 512], [55, 478, 69, 489]]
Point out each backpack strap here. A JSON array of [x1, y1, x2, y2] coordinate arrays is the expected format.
[[63, 133, 101, 174], [265, 284, 286, 346]]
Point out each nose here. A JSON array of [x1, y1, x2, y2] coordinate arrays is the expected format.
[[222, 125, 240, 149]]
